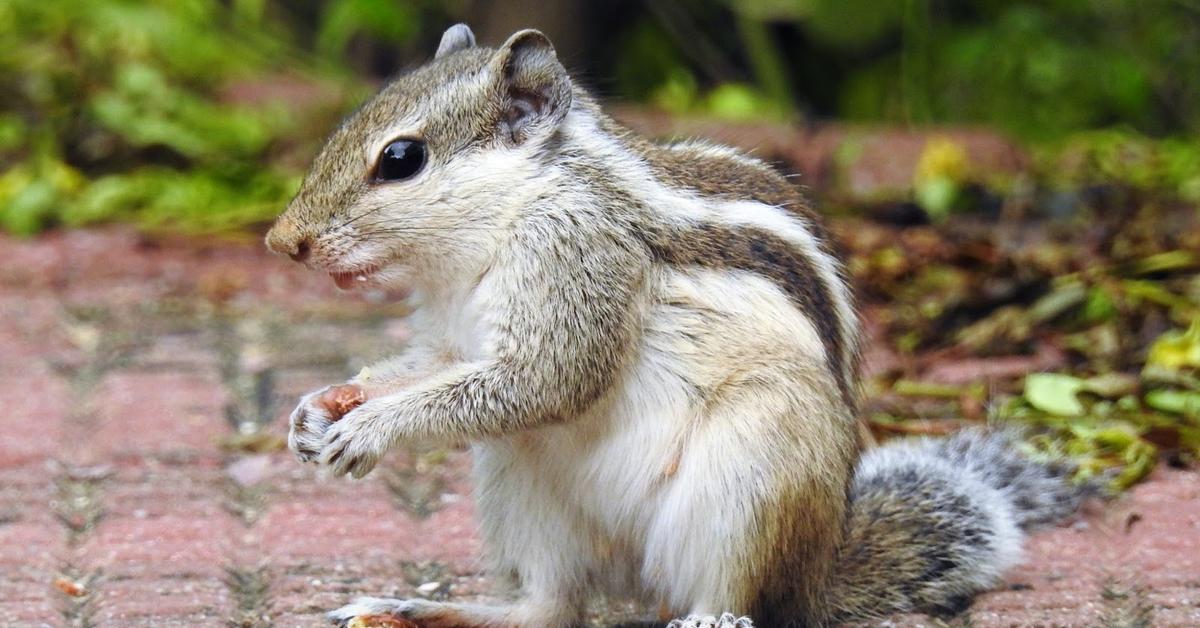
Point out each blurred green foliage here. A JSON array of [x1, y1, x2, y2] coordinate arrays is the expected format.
[[3, 0, 1200, 236], [1041, 131, 1200, 203], [0, 0, 383, 235], [684, 0, 1200, 138]]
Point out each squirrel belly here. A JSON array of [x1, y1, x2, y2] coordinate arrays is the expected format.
[[266, 23, 1091, 628]]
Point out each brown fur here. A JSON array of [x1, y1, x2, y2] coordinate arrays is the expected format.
[[631, 137, 830, 239], [600, 118, 860, 408], [635, 221, 854, 409]]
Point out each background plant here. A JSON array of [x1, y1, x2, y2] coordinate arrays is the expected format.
[[4, 0, 1200, 234]]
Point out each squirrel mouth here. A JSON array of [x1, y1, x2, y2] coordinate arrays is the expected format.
[[329, 265, 380, 290]]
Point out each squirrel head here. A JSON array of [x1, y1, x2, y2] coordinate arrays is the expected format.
[[266, 24, 574, 290]]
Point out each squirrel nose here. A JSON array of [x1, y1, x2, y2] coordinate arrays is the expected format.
[[266, 220, 314, 262], [290, 239, 311, 262]]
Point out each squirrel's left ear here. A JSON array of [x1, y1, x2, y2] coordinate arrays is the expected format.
[[492, 29, 572, 144], [436, 24, 475, 58]]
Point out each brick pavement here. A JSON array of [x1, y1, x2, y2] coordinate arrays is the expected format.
[[1, 229, 1197, 627]]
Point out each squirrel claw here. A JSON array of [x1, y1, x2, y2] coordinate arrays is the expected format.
[[667, 613, 755, 628], [317, 404, 387, 478], [288, 386, 338, 463], [327, 597, 437, 627], [327, 598, 408, 626]]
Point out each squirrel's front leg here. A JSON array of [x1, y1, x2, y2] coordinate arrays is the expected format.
[[318, 215, 643, 479], [316, 360, 543, 478], [287, 348, 442, 465]]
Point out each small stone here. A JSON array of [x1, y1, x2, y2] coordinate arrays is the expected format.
[[416, 581, 442, 596], [227, 454, 273, 487]]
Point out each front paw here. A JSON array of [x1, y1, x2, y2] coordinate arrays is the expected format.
[[317, 399, 394, 478], [288, 386, 338, 462]]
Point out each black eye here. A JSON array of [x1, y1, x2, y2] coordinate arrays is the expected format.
[[374, 139, 426, 182]]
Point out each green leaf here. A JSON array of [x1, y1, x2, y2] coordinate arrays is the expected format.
[[1, 180, 58, 235], [1082, 373, 1139, 399], [702, 83, 786, 121], [915, 176, 959, 220], [1145, 389, 1200, 418], [1025, 373, 1087, 416]]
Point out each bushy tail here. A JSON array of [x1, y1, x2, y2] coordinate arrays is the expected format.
[[830, 428, 1092, 621]]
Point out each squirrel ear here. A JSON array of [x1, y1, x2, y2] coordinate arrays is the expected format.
[[493, 29, 572, 143], [435, 23, 476, 58]]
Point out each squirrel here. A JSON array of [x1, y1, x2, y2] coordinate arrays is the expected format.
[[265, 24, 1089, 628]]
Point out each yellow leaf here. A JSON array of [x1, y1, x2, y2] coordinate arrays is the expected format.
[[1147, 319, 1200, 371], [914, 137, 970, 185]]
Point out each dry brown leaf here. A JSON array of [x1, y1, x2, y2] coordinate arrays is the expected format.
[[53, 576, 86, 597]]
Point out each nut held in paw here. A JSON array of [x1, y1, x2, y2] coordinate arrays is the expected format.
[[316, 384, 366, 420], [347, 615, 418, 628]]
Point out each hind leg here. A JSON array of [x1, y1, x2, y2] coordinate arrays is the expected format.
[[646, 376, 856, 627]]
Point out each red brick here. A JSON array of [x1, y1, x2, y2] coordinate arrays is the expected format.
[[0, 520, 62, 624], [0, 294, 71, 373], [257, 485, 417, 563], [257, 472, 479, 569], [100, 467, 233, 518], [0, 471, 66, 625], [0, 520, 62, 572], [270, 567, 498, 626], [0, 227, 357, 309], [0, 373, 71, 467], [132, 333, 220, 373], [0, 580, 58, 626], [89, 576, 229, 627], [84, 372, 229, 464], [67, 469, 247, 626], [0, 234, 72, 290], [78, 514, 237, 576], [413, 499, 481, 565]]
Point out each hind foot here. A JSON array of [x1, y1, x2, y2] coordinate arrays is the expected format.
[[666, 613, 755, 628], [327, 597, 455, 628], [327, 595, 574, 628]]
